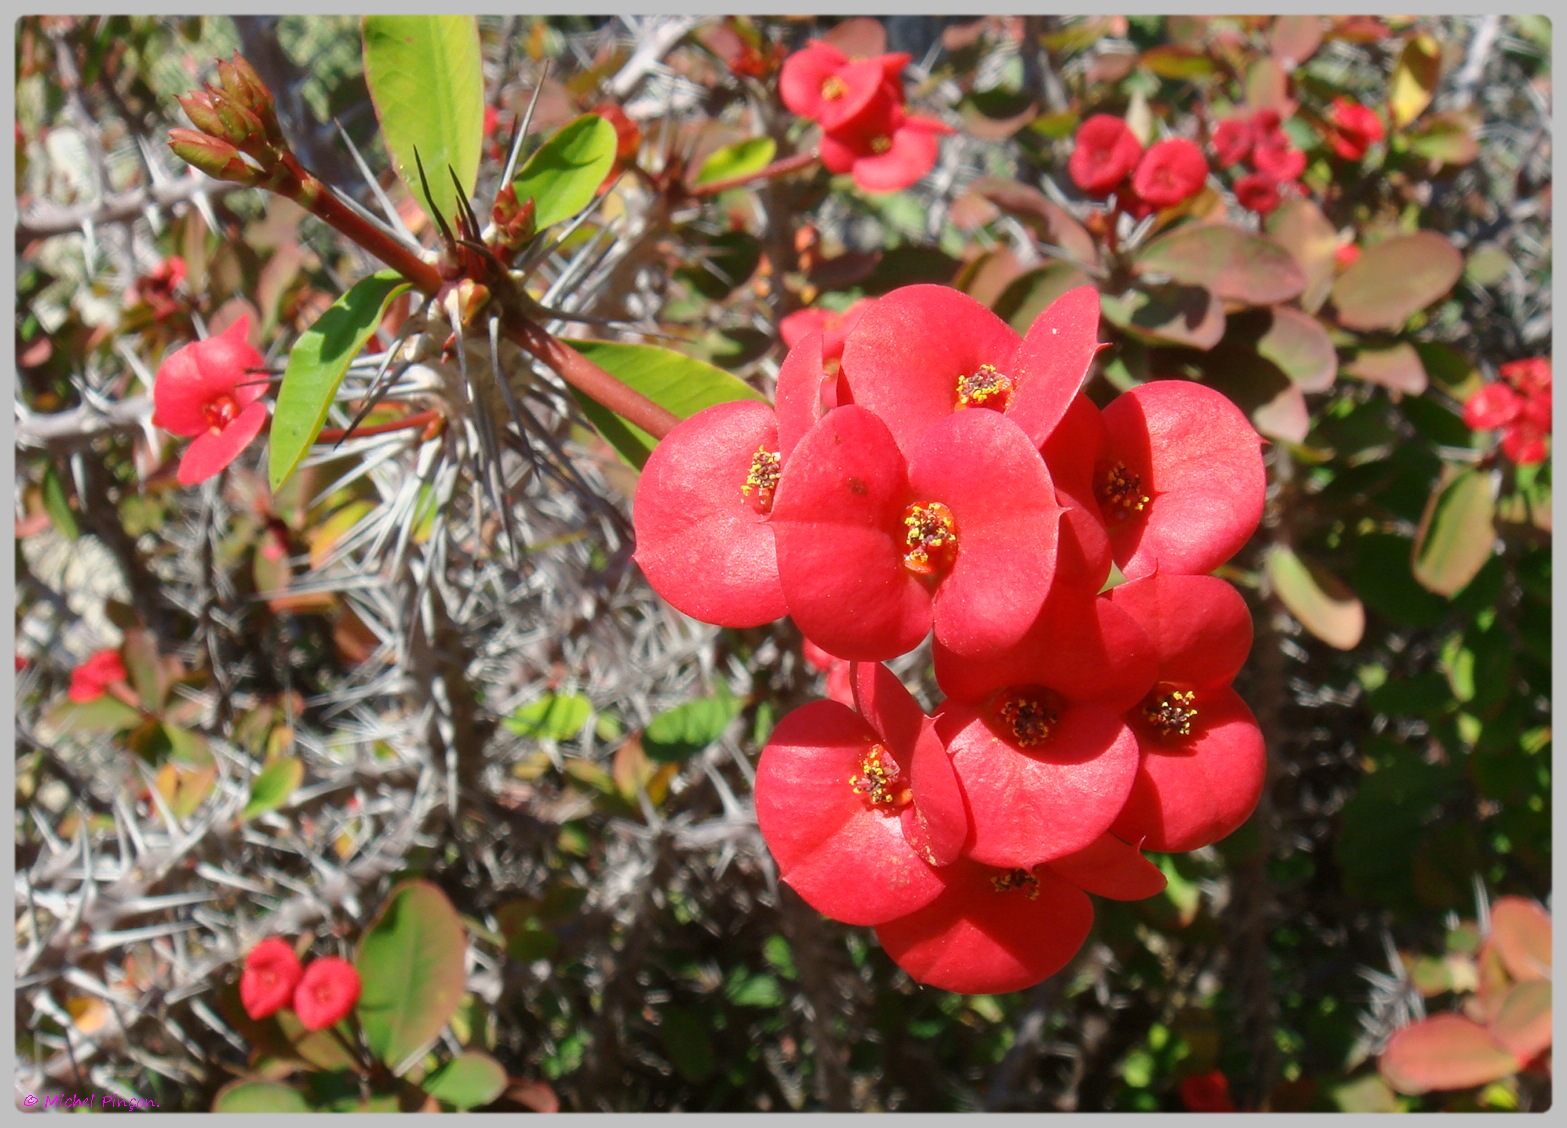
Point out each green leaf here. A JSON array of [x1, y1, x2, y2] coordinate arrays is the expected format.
[[356, 880, 469, 1075], [992, 263, 1095, 335], [1412, 466, 1498, 596], [1138, 45, 1215, 79], [40, 462, 79, 540], [658, 1006, 715, 1083], [268, 271, 411, 492], [1389, 33, 1442, 129], [643, 692, 742, 763], [121, 629, 168, 713], [1266, 545, 1365, 650], [362, 15, 485, 230], [43, 695, 143, 737], [423, 1050, 508, 1111], [1099, 283, 1225, 349], [693, 136, 776, 186], [241, 756, 304, 821], [559, 338, 767, 469], [1331, 232, 1462, 332], [504, 692, 592, 741], [1265, 198, 1338, 314], [1342, 342, 1428, 395], [1134, 223, 1305, 305], [511, 114, 618, 232], [212, 1081, 311, 1113], [1227, 306, 1336, 392], [1406, 111, 1481, 166]]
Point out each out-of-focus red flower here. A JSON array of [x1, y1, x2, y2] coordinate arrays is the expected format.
[[1068, 114, 1143, 196], [1233, 172, 1282, 214], [1250, 135, 1306, 183], [1130, 138, 1208, 209], [240, 937, 303, 1020], [780, 297, 874, 370], [591, 102, 642, 166], [68, 648, 128, 703], [1463, 382, 1523, 431], [801, 639, 854, 705], [131, 255, 187, 321], [1465, 358, 1552, 465], [1335, 242, 1361, 269], [818, 98, 951, 193], [152, 315, 268, 485], [1326, 97, 1384, 161], [292, 957, 361, 1032], [779, 40, 908, 133], [1210, 116, 1253, 168], [1180, 1070, 1237, 1112], [1501, 356, 1552, 399]]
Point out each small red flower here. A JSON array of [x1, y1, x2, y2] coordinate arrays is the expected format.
[[1210, 116, 1254, 168], [1335, 242, 1361, 269], [1465, 359, 1552, 465], [1233, 172, 1282, 215], [292, 957, 361, 1032], [152, 315, 268, 485], [1068, 114, 1143, 197], [819, 98, 951, 194], [132, 255, 187, 321], [1130, 138, 1208, 209], [1500, 356, 1551, 399], [1326, 97, 1384, 161], [68, 648, 127, 703], [1463, 382, 1523, 431], [779, 40, 908, 133], [239, 937, 303, 1021], [780, 297, 874, 370], [1180, 1070, 1237, 1112], [1251, 135, 1306, 183]]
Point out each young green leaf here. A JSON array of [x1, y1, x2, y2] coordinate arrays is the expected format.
[[362, 15, 485, 230], [211, 1081, 312, 1113], [423, 1050, 508, 1111], [241, 756, 304, 821], [1412, 466, 1498, 596], [693, 137, 777, 186], [504, 692, 592, 741], [511, 114, 618, 232], [355, 880, 469, 1075], [643, 692, 743, 763], [40, 462, 79, 540], [268, 271, 410, 492]]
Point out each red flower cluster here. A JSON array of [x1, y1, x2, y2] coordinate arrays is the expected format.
[[152, 315, 268, 485], [240, 939, 362, 1032], [1068, 115, 1207, 215], [780, 40, 951, 193], [69, 648, 128, 703], [1208, 108, 1306, 215], [1180, 1070, 1238, 1112], [129, 255, 187, 322], [1463, 357, 1552, 465], [633, 284, 1268, 993], [1324, 97, 1384, 161]]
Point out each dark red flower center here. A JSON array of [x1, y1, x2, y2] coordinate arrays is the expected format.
[[993, 686, 1060, 747], [1098, 461, 1150, 521], [1140, 685, 1199, 741], [741, 446, 782, 514], [849, 742, 911, 811], [900, 501, 958, 577], [820, 75, 848, 101], [989, 867, 1041, 899], [203, 394, 240, 431], [955, 364, 1015, 412]]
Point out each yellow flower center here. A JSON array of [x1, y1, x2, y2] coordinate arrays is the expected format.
[[820, 75, 848, 101], [1142, 687, 1199, 740], [869, 135, 892, 155], [850, 743, 911, 810], [901, 501, 958, 577], [203, 394, 240, 432], [741, 446, 782, 514], [994, 687, 1060, 748], [1098, 461, 1150, 521], [956, 364, 1015, 412], [990, 868, 1041, 899]]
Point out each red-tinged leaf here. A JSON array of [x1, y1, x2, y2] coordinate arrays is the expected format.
[[1265, 198, 1338, 314], [1407, 111, 1481, 166], [503, 1081, 560, 1114], [1342, 343, 1429, 395], [1489, 981, 1552, 1064], [1100, 283, 1226, 350], [1244, 55, 1293, 115], [967, 177, 1098, 267], [1412, 466, 1498, 597], [822, 16, 886, 58], [1380, 1015, 1520, 1094], [1266, 545, 1365, 650], [1139, 45, 1215, 79], [953, 247, 1027, 310], [211, 1081, 311, 1112], [993, 264, 1096, 336], [1489, 897, 1552, 982], [1197, 346, 1310, 444], [355, 880, 469, 1074], [1269, 15, 1323, 65], [1390, 33, 1442, 128], [1476, 940, 1513, 1024], [1331, 232, 1462, 331], [1135, 223, 1305, 306], [1229, 306, 1336, 392]]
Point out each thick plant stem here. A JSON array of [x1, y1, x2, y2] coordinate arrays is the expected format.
[[284, 158, 446, 295], [687, 149, 819, 198], [503, 314, 681, 441]]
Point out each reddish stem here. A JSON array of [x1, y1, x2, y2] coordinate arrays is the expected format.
[[283, 156, 444, 296], [504, 316, 680, 441], [316, 408, 443, 444], [687, 149, 819, 199]]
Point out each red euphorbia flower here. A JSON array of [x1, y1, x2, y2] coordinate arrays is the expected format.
[[780, 297, 874, 372], [1465, 359, 1552, 466], [1180, 1070, 1238, 1112], [1464, 382, 1524, 431], [1501, 356, 1551, 399], [240, 937, 303, 1020], [1131, 138, 1207, 209], [873, 856, 1094, 995], [769, 405, 1060, 661], [1210, 116, 1254, 168], [1069, 114, 1143, 197], [1094, 380, 1267, 579], [1326, 97, 1384, 161], [1039, 393, 1115, 596], [292, 957, 361, 1032], [756, 662, 968, 926], [838, 284, 1104, 459], [1103, 573, 1265, 852], [1335, 242, 1361, 269], [801, 639, 854, 706], [819, 98, 951, 194], [132, 255, 187, 320], [68, 648, 127, 703], [1233, 172, 1282, 214], [1250, 135, 1306, 183], [779, 40, 908, 132], [932, 587, 1156, 868], [152, 315, 268, 485]]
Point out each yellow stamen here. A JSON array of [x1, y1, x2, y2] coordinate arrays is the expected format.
[[901, 501, 959, 577], [956, 364, 1015, 412], [741, 446, 782, 514], [1099, 461, 1150, 521]]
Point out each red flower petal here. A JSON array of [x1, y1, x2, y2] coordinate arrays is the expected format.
[[1211, 117, 1254, 167], [292, 956, 362, 1032], [1104, 573, 1254, 689], [1501, 421, 1549, 465], [938, 700, 1140, 868], [1042, 394, 1114, 596], [1131, 138, 1207, 209], [152, 315, 264, 436], [780, 43, 889, 132], [1010, 285, 1105, 448], [1113, 687, 1266, 852], [755, 700, 947, 925], [875, 860, 1094, 994], [632, 401, 788, 627], [1047, 832, 1167, 901], [177, 398, 268, 485], [839, 285, 1023, 460], [68, 648, 128, 702], [240, 937, 303, 1020], [774, 332, 832, 460], [1463, 382, 1523, 431], [1100, 381, 1266, 579], [1069, 114, 1143, 196], [850, 114, 946, 193]]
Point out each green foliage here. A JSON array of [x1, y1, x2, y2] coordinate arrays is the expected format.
[[511, 113, 618, 232], [355, 880, 470, 1074]]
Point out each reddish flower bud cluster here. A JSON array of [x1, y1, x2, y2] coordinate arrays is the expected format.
[[240, 939, 362, 1033], [1207, 108, 1306, 216], [1323, 97, 1385, 162], [152, 315, 269, 485], [1463, 357, 1552, 465], [1068, 115, 1207, 215], [632, 284, 1268, 993], [780, 40, 952, 193], [168, 52, 285, 188], [68, 648, 128, 703]]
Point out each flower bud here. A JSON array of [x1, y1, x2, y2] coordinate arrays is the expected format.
[[176, 90, 225, 137], [168, 128, 261, 186], [217, 52, 284, 148]]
